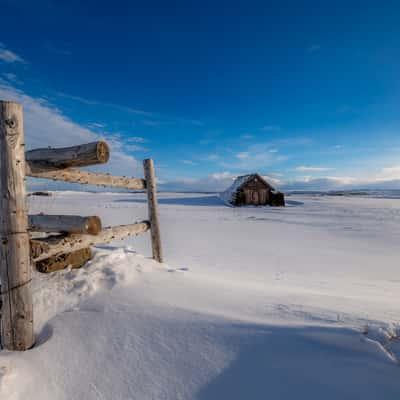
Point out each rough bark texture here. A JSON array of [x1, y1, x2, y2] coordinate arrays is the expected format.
[[25, 141, 109, 172], [31, 222, 150, 262], [26, 168, 146, 190], [143, 159, 163, 262], [28, 214, 102, 235], [0, 101, 34, 351], [35, 248, 92, 273]]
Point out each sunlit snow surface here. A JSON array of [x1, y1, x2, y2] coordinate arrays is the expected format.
[[1, 192, 400, 399]]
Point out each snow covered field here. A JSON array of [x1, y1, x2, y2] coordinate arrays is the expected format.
[[1, 191, 400, 399]]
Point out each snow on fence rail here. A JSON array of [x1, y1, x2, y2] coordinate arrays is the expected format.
[[0, 100, 163, 351]]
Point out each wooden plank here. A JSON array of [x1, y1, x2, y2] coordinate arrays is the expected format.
[[26, 168, 146, 190], [25, 141, 109, 172], [35, 248, 92, 273], [31, 222, 150, 262], [0, 100, 34, 351], [143, 159, 163, 262], [28, 214, 102, 235]]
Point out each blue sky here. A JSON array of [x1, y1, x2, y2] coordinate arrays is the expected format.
[[1, 0, 400, 191]]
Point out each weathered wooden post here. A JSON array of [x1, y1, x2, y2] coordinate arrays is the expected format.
[[143, 159, 163, 262], [0, 101, 35, 350]]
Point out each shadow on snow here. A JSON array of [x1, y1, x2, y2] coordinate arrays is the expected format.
[[195, 325, 399, 400], [114, 195, 224, 207], [114, 195, 304, 208]]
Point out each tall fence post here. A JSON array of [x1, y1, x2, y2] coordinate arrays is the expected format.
[[0, 101, 34, 350], [143, 159, 163, 263]]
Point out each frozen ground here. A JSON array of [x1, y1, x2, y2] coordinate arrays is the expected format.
[[1, 191, 400, 399]]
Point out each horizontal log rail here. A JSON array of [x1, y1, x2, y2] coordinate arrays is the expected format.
[[28, 214, 102, 235], [26, 141, 109, 172], [26, 168, 146, 190], [36, 248, 92, 273], [31, 221, 150, 262]]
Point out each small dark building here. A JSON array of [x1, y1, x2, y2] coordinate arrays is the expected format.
[[221, 173, 285, 207]]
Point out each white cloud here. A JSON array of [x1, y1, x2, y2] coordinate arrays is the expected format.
[[204, 154, 219, 161], [58, 92, 203, 126], [160, 171, 283, 192], [43, 42, 72, 56], [2, 72, 21, 84], [222, 143, 287, 171], [161, 172, 236, 192], [375, 166, 400, 181], [88, 122, 106, 129], [127, 136, 147, 143], [160, 166, 400, 192], [282, 176, 356, 191], [307, 44, 321, 54], [182, 160, 197, 165], [295, 166, 334, 172], [142, 119, 160, 127], [0, 81, 141, 179], [58, 92, 152, 116], [241, 134, 253, 139], [261, 125, 280, 132], [236, 152, 249, 159], [126, 144, 147, 152], [0, 43, 26, 63]]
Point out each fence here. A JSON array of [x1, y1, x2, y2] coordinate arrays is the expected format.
[[0, 100, 163, 351]]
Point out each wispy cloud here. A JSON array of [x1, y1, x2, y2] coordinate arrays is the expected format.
[[58, 92, 203, 126], [295, 166, 334, 172], [337, 105, 356, 113], [0, 80, 141, 178], [241, 134, 253, 139], [160, 171, 283, 192], [160, 171, 235, 192], [261, 125, 280, 132], [376, 166, 400, 181], [199, 130, 222, 145], [282, 176, 356, 191], [182, 159, 197, 165], [2, 72, 22, 84], [0, 42, 26, 64], [204, 154, 219, 161], [222, 143, 287, 171], [307, 44, 321, 54], [127, 136, 147, 143], [236, 152, 249, 159], [58, 92, 152, 116], [161, 165, 400, 192], [88, 122, 106, 129], [43, 42, 72, 56], [126, 144, 147, 152], [142, 119, 160, 127]]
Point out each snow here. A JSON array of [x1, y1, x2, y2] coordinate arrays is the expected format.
[[1, 191, 400, 399]]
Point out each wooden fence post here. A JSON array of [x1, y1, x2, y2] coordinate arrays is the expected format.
[[143, 159, 163, 263], [0, 101, 34, 350]]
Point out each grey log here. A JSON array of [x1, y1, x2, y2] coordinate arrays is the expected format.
[[25, 141, 109, 172], [26, 168, 146, 190], [28, 214, 102, 235], [143, 159, 163, 262], [31, 222, 150, 262], [0, 101, 35, 351]]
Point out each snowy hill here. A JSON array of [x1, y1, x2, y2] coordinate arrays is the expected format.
[[1, 191, 399, 399]]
